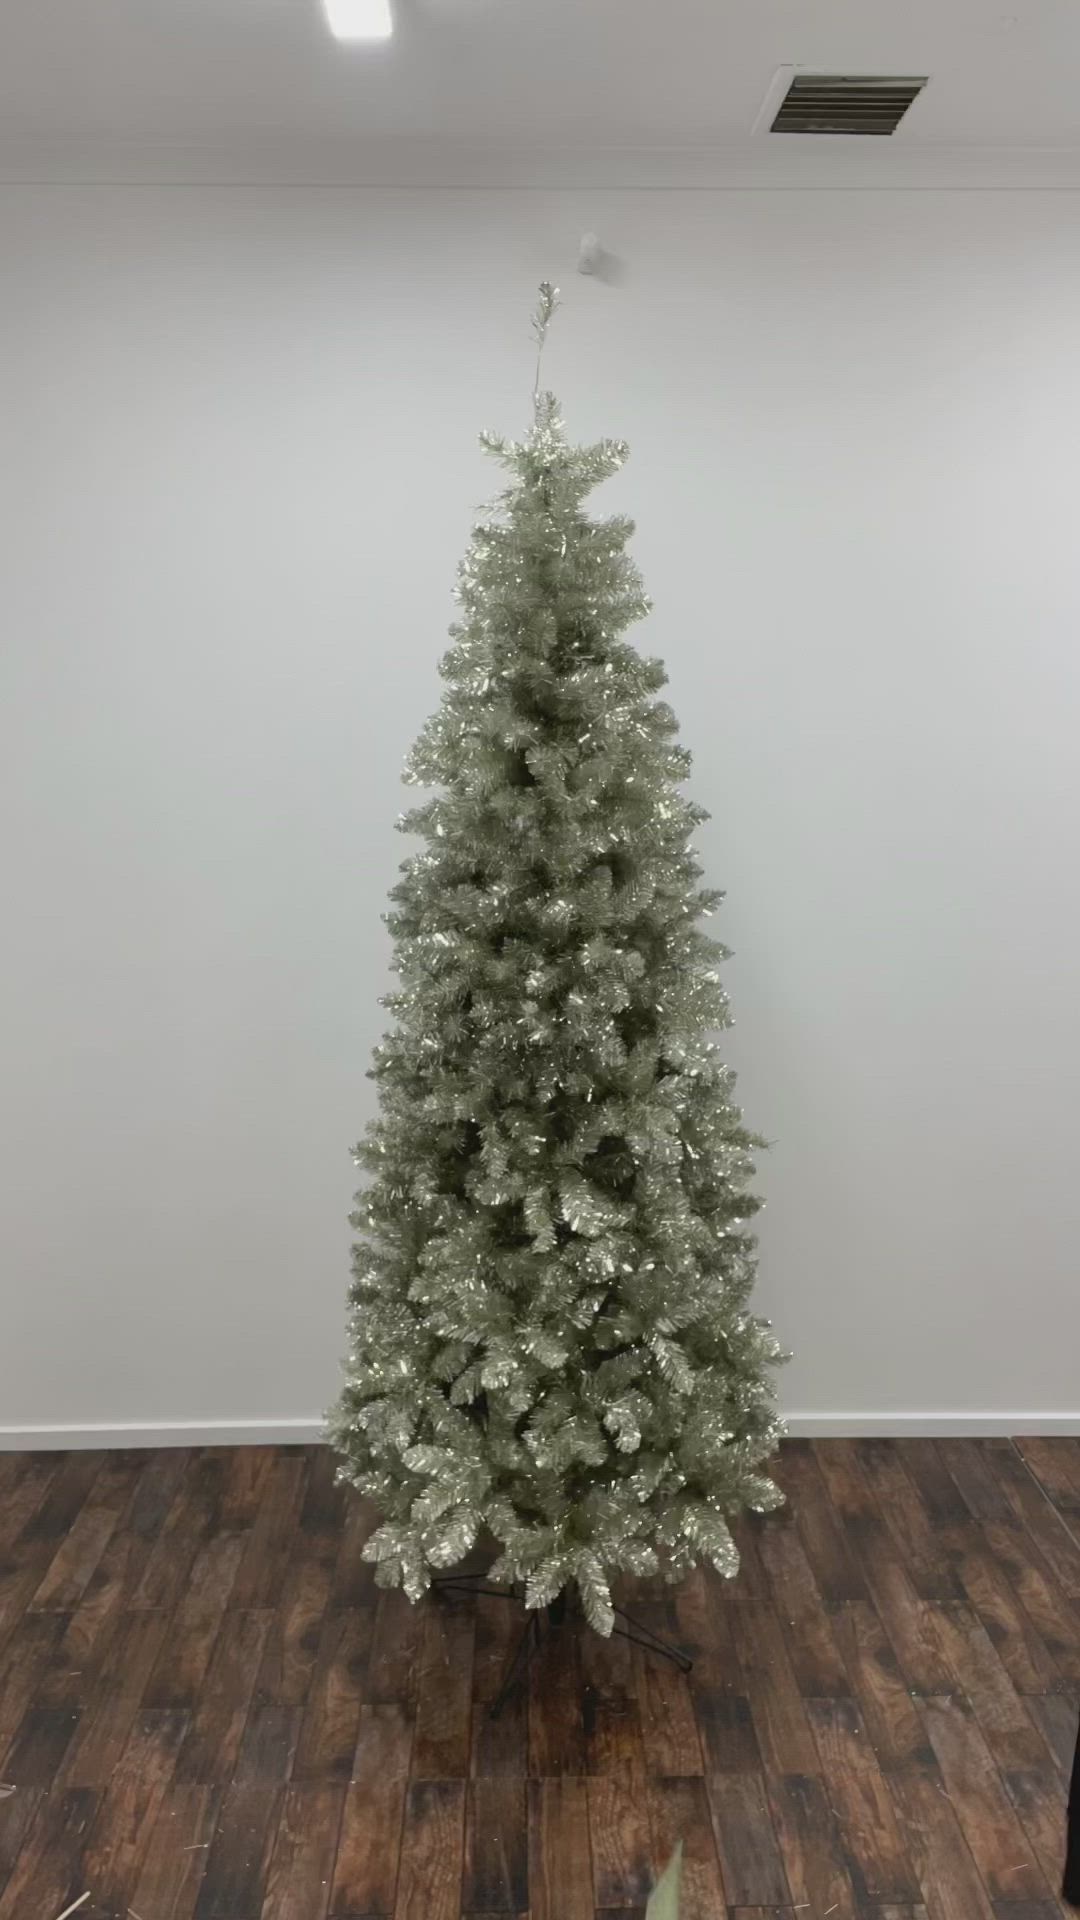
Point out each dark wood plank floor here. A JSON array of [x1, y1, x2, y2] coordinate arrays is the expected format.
[[0, 1437, 1077, 1919]]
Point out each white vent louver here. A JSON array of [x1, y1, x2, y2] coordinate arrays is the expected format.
[[771, 74, 928, 136]]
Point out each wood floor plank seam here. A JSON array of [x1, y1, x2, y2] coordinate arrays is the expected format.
[[1010, 1436, 1080, 1608]]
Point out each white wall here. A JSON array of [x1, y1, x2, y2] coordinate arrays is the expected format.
[[3, 184, 1080, 1442]]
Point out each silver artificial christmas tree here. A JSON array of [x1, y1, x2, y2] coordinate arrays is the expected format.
[[330, 287, 785, 1634]]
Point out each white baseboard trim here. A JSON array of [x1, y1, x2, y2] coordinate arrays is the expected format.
[[0, 1417, 326, 1451], [782, 1411, 1080, 1437], [1, 1411, 1079, 1449]]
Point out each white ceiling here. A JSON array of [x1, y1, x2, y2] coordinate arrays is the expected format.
[[3, 0, 1080, 187]]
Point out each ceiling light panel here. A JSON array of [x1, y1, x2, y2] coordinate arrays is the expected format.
[[323, 0, 393, 42]]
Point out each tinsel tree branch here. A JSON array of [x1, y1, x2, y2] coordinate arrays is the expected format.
[[531, 279, 560, 400]]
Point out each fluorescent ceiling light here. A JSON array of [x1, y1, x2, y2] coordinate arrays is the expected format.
[[323, 0, 392, 40]]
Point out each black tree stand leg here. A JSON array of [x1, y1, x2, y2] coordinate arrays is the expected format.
[[489, 1611, 543, 1719], [431, 1569, 692, 1716]]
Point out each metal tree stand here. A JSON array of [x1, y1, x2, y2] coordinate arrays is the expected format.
[[432, 1570, 692, 1718]]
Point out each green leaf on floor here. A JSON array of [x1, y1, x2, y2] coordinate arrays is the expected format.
[[645, 1840, 683, 1920]]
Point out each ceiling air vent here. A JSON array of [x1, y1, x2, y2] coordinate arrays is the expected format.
[[771, 73, 927, 136]]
